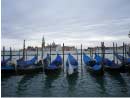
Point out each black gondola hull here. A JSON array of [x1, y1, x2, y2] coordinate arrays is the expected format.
[[44, 67, 62, 75], [86, 66, 104, 75], [17, 66, 43, 75], [1, 69, 16, 76]]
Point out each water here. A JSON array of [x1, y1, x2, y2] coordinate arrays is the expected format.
[[2, 67, 130, 97], [1, 52, 130, 97]]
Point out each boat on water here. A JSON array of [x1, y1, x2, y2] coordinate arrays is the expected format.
[[96, 55, 122, 73], [17, 56, 38, 67], [44, 54, 62, 75], [114, 53, 130, 72], [83, 53, 104, 75], [104, 58, 121, 72], [16, 56, 43, 75], [1, 55, 44, 76], [83, 53, 96, 66], [1, 57, 16, 75], [66, 53, 78, 76], [114, 53, 130, 64], [127, 52, 130, 57], [1, 57, 12, 66]]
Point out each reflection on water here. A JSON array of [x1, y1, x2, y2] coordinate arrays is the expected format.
[[1, 69, 130, 97], [67, 73, 78, 87], [66, 73, 78, 96], [108, 73, 128, 96], [44, 74, 60, 88], [90, 73, 107, 96], [41, 72, 61, 97], [16, 74, 36, 96]]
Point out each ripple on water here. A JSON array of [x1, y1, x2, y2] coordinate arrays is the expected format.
[[1, 71, 130, 97]]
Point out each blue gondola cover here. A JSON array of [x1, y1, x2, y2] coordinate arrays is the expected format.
[[66, 53, 78, 74], [104, 58, 113, 66], [92, 64, 102, 71], [67, 53, 78, 67], [47, 54, 62, 69], [17, 56, 38, 67], [94, 54, 102, 64], [1, 65, 15, 70], [83, 53, 92, 65]]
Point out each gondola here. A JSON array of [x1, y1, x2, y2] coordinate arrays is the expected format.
[[17, 56, 38, 67], [44, 54, 62, 75], [83, 53, 104, 75], [66, 53, 78, 76], [1, 57, 16, 75], [114, 53, 130, 64], [83, 53, 96, 66], [1, 65, 16, 75], [127, 52, 130, 57], [103, 58, 123, 73], [1, 54, 51, 76], [114, 53, 130, 72], [96, 54, 127, 73], [95, 54, 123, 73], [17, 65, 43, 75], [1, 57, 12, 66], [1, 55, 49, 76], [17, 56, 43, 75]]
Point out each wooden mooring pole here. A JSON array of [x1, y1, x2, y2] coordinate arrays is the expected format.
[[3, 46, 5, 62], [81, 44, 83, 72], [103, 43, 105, 59], [36, 47, 38, 57], [19, 50, 20, 59], [97, 46, 99, 55], [101, 42, 105, 70], [101, 42, 105, 60], [36, 47, 38, 63], [62, 43, 64, 72], [23, 40, 25, 61], [123, 42, 125, 64], [124, 44, 127, 58], [101, 42, 103, 57], [95, 47, 96, 54], [129, 44, 130, 54], [76, 47, 78, 62], [50, 44, 51, 63], [90, 48, 92, 58], [26, 49, 27, 61], [41, 36, 45, 59], [42, 47, 45, 72], [92, 48, 93, 58], [113, 42, 115, 63], [116, 43, 118, 64], [10, 47, 12, 60]]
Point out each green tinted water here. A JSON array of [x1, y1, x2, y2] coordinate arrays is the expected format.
[[1, 53, 130, 97]]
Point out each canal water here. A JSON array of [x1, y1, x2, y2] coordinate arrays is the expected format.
[[1, 52, 130, 97]]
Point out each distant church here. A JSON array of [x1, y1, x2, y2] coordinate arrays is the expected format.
[[27, 36, 76, 51]]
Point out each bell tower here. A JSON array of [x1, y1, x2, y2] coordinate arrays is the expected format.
[[42, 36, 45, 48]]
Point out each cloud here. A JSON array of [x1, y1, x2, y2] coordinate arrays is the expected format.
[[1, 0, 130, 49]]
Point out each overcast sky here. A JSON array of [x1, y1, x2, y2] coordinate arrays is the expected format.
[[1, 0, 130, 49]]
